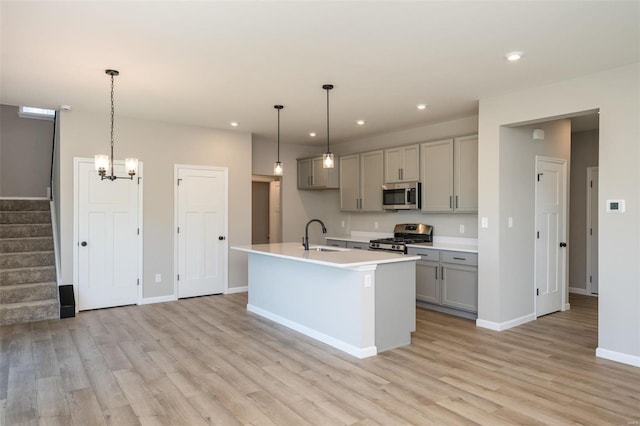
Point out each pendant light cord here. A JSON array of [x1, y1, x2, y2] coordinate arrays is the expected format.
[[325, 87, 330, 153], [277, 107, 280, 162], [109, 72, 115, 176]]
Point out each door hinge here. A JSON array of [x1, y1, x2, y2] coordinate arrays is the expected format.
[[177, 274, 180, 281], [177, 226, 180, 234], [590, 275, 592, 283], [137, 177, 141, 185], [137, 278, 140, 286], [137, 228, 140, 235], [590, 180, 593, 188], [590, 228, 592, 236], [536, 288, 539, 296], [177, 178, 182, 186], [537, 173, 543, 181], [536, 231, 540, 239]]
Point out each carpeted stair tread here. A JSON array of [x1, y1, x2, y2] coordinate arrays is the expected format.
[[0, 199, 49, 211], [0, 299, 58, 325], [0, 211, 51, 224], [0, 282, 58, 304], [0, 265, 56, 286], [0, 251, 55, 269], [0, 224, 53, 238], [0, 237, 54, 253]]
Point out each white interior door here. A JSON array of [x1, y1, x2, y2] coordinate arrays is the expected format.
[[535, 157, 567, 317], [176, 166, 227, 298], [76, 159, 141, 310], [587, 167, 599, 295]]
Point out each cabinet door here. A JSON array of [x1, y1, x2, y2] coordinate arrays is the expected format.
[[421, 139, 454, 212], [360, 150, 384, 211], [416, 260, 440, 304], [454, 135, 478, 212], [340, 154, 360, 210], [311, 157, 328, 187], [384, 147, 404, 183], [297, 159, 312, 189], [441, 263, 477, 313], [401, 144, 420, 182]]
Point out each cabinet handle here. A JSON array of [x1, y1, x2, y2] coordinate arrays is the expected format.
[[435, 267, 438, 280], [453, 257, 466, 261], [449, 196, 452, 209], [456, 195, 459, 209], [441, 266, 445, 279]]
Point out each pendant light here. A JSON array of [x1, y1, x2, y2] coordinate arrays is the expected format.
[[273, 105, 284, 176], [322, 84, 334, 168], [95, 69, 138, 181]]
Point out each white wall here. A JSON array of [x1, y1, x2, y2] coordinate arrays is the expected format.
[[478, 63, 640, 365], [58, 111, 252, 298]]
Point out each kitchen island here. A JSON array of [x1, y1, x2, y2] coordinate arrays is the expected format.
[[232, 242, 419, 358]]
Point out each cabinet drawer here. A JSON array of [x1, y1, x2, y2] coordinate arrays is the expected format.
[[407, 247, 439, 261], [440, 251, 477, 266]]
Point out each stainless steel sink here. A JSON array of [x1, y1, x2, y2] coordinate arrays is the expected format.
[[313, 247, 340, 252]]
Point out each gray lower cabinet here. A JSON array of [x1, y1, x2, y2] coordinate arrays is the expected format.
[[408, 247, 478, 316], [346, 241, 369, 250]]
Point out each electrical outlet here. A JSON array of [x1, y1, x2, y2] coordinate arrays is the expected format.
[[341, 220, 345, 228], [374, 222, 379, 230], [481, 217, 489, 228], [459, 224, 465, 234], [508, 217, 513, 228], [155, 274, 161, 283]]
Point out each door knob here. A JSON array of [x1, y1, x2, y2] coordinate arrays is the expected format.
[[218, 236, 226, 241], [559, 242, 567, 247], [81, 241, 87, 247]]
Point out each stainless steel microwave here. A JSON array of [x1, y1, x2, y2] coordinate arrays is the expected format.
[[382, 182, 421, 210]]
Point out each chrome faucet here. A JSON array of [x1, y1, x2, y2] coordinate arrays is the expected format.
[[302, 219, 327, 250]]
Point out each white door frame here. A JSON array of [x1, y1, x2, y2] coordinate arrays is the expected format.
[[533, 155, 568, 317], [586, 166, 598, 296], [173, 164, 229, 298], [73, 157, 144, 311]]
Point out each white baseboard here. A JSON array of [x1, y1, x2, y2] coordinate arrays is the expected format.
[[142, 295, 177, 305], [569, 287, 587, 295], [596, 347, 640, 368], [225, 286, 248, 294], [476, 312, 536, 331], [247, 304, 377, 359]]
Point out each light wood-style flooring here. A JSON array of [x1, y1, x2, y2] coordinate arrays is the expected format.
[[1, 293, 639, 425]]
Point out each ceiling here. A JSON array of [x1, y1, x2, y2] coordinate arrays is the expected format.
[[1, 1, 637, 146]]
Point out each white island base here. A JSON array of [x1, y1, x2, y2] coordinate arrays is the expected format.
[[236, 243, 417, 359]]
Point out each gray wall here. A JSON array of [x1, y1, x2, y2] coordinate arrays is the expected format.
[[478, 62, 639, 363], [57, 110, 252, 299], [0, 104, 54, 198], [569, 130, 599, 292], [498, 120, 571, 321]]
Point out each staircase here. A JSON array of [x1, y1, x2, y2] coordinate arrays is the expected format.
[[0, 199, 58, 325]]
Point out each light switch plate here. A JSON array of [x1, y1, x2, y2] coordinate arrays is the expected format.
[[508, 217, 513, 228], [481, 217, 489, 228]]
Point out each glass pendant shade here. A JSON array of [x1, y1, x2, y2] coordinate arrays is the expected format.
[[95, 155, 109, 174], [125, 157, 139, 176], [323, 153, 334, 169], [274, 161, 283, 176]]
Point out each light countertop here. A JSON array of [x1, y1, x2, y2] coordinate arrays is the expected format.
[[232, 242, 419, 268]]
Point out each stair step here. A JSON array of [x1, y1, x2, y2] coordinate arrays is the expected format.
[[0, 224, 52, 238], [0, 237, 54, 253], [0, 199, 49, 212], [0, 211, 51, 225], [0, 282, 57, 304], [0, 251, 55, 270], [0, 299, 58, 326], [0, 266, 56, 286]]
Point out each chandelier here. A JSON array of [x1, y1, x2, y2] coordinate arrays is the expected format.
[[94, 69, 138, 180]]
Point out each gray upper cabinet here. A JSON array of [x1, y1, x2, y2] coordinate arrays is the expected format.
[[297, 156, 339, 189], [384, 144, 420, 183], [339, 150, 384, 211], [421, 135, 478, 213]]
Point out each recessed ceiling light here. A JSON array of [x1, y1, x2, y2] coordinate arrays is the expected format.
[[505, 51, 523, 61], [309, 132, 317, 137], [230, 122, 239, 127], [416, 104, 428, 110], [356, 120, 365, 125]]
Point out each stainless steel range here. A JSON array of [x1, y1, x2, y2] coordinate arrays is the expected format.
[[369, 223, 433, 253]]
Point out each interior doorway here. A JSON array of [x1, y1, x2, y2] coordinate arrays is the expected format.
[[252, 175, 282, 244]]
